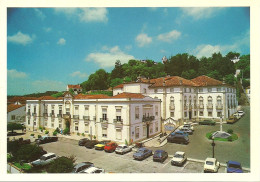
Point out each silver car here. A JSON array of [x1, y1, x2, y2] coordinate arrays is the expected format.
[[31, 153, 57, 166], [115, 144, 132, 154]]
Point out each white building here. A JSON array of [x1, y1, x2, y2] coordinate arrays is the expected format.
[[67, 84, 82, 94], [25, 93, 161, 144], [113, 75, 237, 122], [7, 103, 26, 123]]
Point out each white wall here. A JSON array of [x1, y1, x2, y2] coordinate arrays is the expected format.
[[7, 106, 26, 123]]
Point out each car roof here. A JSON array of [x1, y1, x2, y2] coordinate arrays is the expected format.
[[155, 150, 164, 153], [106, 142, 116, 145], [227, 160, 241, 165], [138, 147, 147, 151], [74, 162, 93, 168], [175, 151, 185, 155], [43, 153, 55, 157], [84, 167, 100, 173], [118, 144, 127, 147], [206, 157, 216, 162]]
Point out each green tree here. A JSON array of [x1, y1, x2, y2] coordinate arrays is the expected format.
[[13, 144, 44, 162], [225, 51, 240, 60], [46, 156, 75, 173], [224, 74, 236, 86], [7, 123, 24, 133], [110, 78, 123, 88], [111, 60, 124, 79], [51, 92, 64, 98]]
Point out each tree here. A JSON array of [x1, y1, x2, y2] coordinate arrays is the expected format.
[[111, 60, 124, 79], [224, 74, 236, 86], [46, 156, 75, 173], [7, 123, 24, 133], [110, 78, 123, 88], [13, 144, 44, 162], [51, 92, 64, 98], [69, 88, 74, 95], [226, 51, 240, 60]]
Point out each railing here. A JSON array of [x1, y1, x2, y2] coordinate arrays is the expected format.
[[43, 113, 48, 118], [73, 115, 79, 119], [113, 119, 123, 123], [83, 116, 90, 121], [142, 116, 155, 122], [49, 113, 55, 117], [169, 105, 175, 110], [100, 118, 108, 122], [207, 104, 213, 109], [57, 114, 63, 118], [216, 104, 223, 110]]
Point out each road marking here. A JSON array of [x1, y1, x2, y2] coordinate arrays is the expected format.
[[163, 159, 171, 168], [183, 161, 189, 168]]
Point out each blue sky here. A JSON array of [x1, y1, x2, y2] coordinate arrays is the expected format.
[[7, 7, 250, 95]]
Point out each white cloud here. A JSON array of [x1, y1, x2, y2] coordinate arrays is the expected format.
[[79, 8, 108, 23], [70, 71, 88, 78], [31, 80, 66, 92], [181, 7, 224, 20], [54, 8, 108, 23], [157, 30, 181, 43], [193, 44, 221, 58], [135, 33, 152, 47], [86, 46, 135, 68], [7, 31, 35, 45], [34, 8, 46, 20], [43, 27, 52, 32], [8, 69, 28, 79], [57, 38, 66, 45]]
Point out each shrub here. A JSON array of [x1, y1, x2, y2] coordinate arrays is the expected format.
[[30, 134, 35, 137], [228, 136, 233, 142], [82, 133, 85, 136], [63, 128, 70, 135], [53, 131, 58, 136], [46, 156, 75, 173], [45, 130, 49, 134], [209, 134, 213, 139], [77, 132, 80, 136], [227, 129, 233, 134], [125, 139, 128, 146], [39, 126, 43, 130], [13, 144, 44, 162], [93, 135, 96, 139], [55, 127, 60, 133], [38, 135, 42, 139]]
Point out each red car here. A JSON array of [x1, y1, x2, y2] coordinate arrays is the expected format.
[[104, 142, 118, 152]]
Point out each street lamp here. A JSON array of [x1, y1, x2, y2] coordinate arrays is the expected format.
[[211, 137, 216, 158], [220, 114, 223, 132]]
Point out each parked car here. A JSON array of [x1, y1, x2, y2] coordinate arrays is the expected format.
[[171, 151, 187, 166], [115, 144, 132, 155], [167, 134, 189, 144], [35, 136, 58, 144], [94, 140, 111, 150], [80, 166, 105, 173], [233, 113, 241, 119], [179, 124, 194, 131], [226, 115, 238, 124], [72, 162, 94, 173], [104, 142, 118, 152], [226, 160, 243, 173], [31, 153, 58, 166], [179, 128, 193, 135], [237, 110, 245, 117], [133, 147, 152, 160], [153, 150, 168, 163], [170, 130, 188, 137], [204, 157, 220, 173], [85, 140, 99, 149], [199, 120, 216, 126], [78, 138, 89, 146]]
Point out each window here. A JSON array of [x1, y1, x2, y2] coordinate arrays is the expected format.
[[85, 124, 89, 133], [184, 112, 187, 117], [217, 112, 222, 117], [143, 126, 146, 136], [194, 111, 197, 116], [184, 96, 187, 106], [11, 115, 15, 120], [102, 128, 107, 137], [154, 89, 158, 93], [193, 96, 197, 106], [149, 125, 153, 134], [51, 105, 55, 115], [199, 111, 203, 116], [116, 108, 122, 121], [65, 101, 70, 114], [155, 106, 158, 116], [208, 88, 212, 92], [199, 88, 203, 92], [28, 118, 30, 125], [208, 96, 213, 105], [170, 88, 174, 92], [217, 87, 221, 92], [84, 105, 89, 116], [170, 96, 174, 107], [135, 127, 139, 139], [193, 88, 197, 93], [75, 123, 78, 131], [170, 112, 174, 117], [102, 108, 107, 120], [59, 105, 62, 114], [74, 105, 79, 115], [45, 121, 48, 127], [44, 105, 48, 114], [116, 129, 122, 140], [51, 119, 55, 127], [135, 107, 139, 119], [199, 97, 203, 105], [144, 88, 147, 93], [34, 105, 36, 113], [208, 112, 212, 117], [155, 122, 158, 132]]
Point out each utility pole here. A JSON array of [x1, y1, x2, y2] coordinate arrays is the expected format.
[[211, 139, 216, 158]]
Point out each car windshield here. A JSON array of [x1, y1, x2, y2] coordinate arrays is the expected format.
[[206, 161, 214, 165], [40, 156, 47, 160], [106, 144, 111, 147], [137, 149, 145, 154], [117, 146, 123, 149], [174, 154, 183, 158], [154, 152, 162, 157], [228, 164, 241, 169]]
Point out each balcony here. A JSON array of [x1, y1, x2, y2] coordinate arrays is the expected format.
[[114, 119, 123, 128], [63, 114, 71, 119], [198, 104, 204, 109], [83, 116, 90, 121], [142, 116, 155, 122], [49, 113, 55, 118], [216, 104, 223, 110], [113, 119, 123, 123], [43, 113, 48, 118], [169, 105, 175, 110], [207, 104, 213, 109], [100, 118, 108, 123], [57, 114, 63, 118], [73, 115, 79, 119]]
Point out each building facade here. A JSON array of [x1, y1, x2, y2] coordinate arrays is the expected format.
[[113, 75, 238, 122], [7, 103, 26, 123], [25, 93, 161, 143]]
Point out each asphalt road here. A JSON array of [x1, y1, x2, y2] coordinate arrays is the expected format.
[[149, 106, 250, 168], [40, 138, 226, 173]]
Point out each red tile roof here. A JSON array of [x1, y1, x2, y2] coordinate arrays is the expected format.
[[149, 76, 197, 87], [113, 84, 124, 89], [74, 94, 111, 99], [8, 96, 38, 104], [68, 84, 81, 89], [191, 75, 224, 86], [7, 104, 25, 113], [38, 96, 57, 100], [112, 92, 145, 99]]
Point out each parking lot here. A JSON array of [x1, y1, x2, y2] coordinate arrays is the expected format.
[[40, 137, 227, 173]]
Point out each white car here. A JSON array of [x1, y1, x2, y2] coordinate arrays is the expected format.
[[179, 124, 194, 131], [237, 110, 245, 117], [31, 153, 58, 166], [80, 167, 105, 174], [204, 157, 220, 173], [115, 144, 132, 154], [233, 113, 241, 119], [171, 151, 187, 166]]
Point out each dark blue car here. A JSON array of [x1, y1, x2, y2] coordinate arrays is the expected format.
[[133, 147, 152, 160], [226, 161, 243, 173], [171, 131, 188, 137]]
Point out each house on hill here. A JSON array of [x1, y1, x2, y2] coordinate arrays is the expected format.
[[67, 84, 82, 95], [7, 103, 26, 123]]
